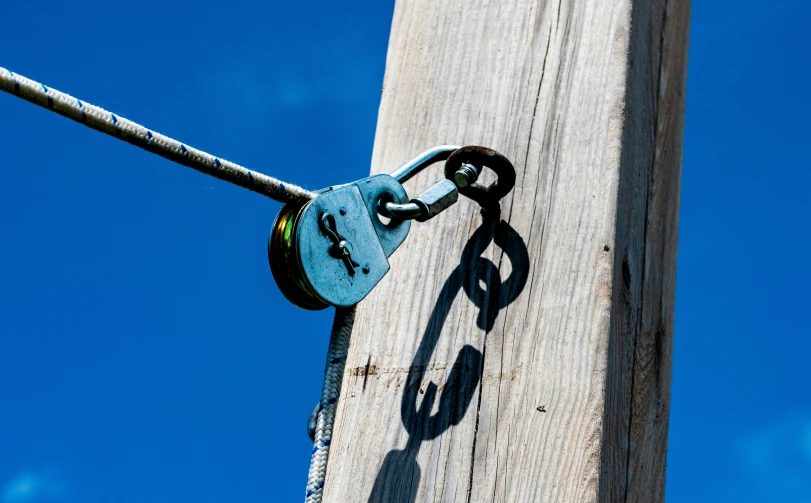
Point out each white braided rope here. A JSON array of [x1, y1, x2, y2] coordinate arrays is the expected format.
[[0, 67, 315, 204], [306, 306, 355, 503]]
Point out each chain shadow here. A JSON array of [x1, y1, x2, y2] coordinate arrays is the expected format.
[[368, 211, 529, 502]]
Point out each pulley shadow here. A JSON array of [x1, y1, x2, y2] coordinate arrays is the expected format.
[[368, 210, 529, 502]]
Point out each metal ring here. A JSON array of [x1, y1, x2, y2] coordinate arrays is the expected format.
[[443, 146, 516, 207]]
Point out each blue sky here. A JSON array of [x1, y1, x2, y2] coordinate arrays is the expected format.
[[1, 1, 808, 502]]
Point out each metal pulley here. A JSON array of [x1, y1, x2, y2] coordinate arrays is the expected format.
[[268, 145, 516, 311]]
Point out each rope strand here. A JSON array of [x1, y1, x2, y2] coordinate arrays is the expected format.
[[0, 67, 315, 204], [306, 306, 355, 503]]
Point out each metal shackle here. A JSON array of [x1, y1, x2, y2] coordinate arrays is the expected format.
[[381, 145, 516, 220]]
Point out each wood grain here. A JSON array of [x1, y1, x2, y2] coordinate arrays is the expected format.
[[323, 0, 689, 501]]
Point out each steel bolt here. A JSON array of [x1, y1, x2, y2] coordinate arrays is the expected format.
[[454, 163, 479, 188]]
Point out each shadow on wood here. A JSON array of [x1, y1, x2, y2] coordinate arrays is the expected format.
[[368, 213, 529, 502]]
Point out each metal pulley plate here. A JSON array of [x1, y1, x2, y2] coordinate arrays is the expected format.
[[269, 175, 410, 310]]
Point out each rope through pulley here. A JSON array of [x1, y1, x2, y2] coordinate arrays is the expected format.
[[0, 67, 517, 503]]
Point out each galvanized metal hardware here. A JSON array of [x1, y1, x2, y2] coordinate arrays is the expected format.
[[378, 178, 459, 222], [269, 175, 410, 310], [268, 145, 516, 311], [380, 145, 460, 222]]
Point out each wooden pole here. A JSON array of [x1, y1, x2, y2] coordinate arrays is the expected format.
[[324, 0, 689, 501]]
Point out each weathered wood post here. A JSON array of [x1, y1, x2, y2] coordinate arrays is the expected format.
[[324, 0, 689, 501]]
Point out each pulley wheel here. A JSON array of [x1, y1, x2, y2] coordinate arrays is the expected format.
[[268, 202, 330, 311]]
